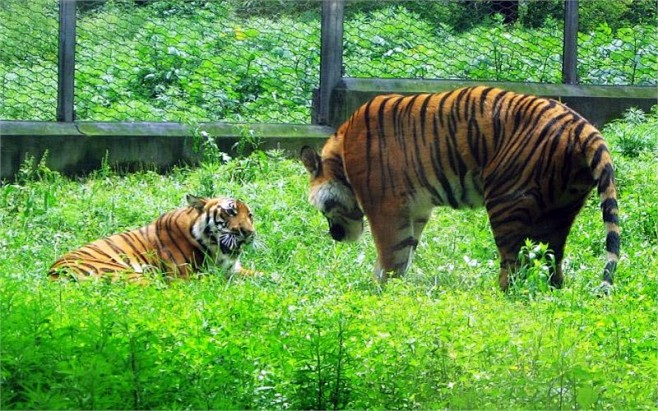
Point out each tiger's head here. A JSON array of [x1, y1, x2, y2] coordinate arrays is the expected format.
[[187, 194, 255, 258], [300, 146, 364, 242]]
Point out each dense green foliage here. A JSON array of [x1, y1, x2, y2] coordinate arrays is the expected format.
[[2, 108, 657, 409], [344, 6, 657, 86], [0, 0, 656, 122]]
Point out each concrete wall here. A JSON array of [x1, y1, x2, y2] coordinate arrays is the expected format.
[[2, 80, 655, 181], [1, 122, 332, 181]]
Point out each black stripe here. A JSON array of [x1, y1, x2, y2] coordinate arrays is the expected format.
[[590, 144, 607, 171], [452, 88, 470, 122], [392, 96, 405, 145], [606, 231, 620, 254], [154, 214, 176, 262], [602, 212, 619, 226], [392, 236, 419, 251], [403, 172, 415, 196], [493, 100, 559, 189], [118, 232, 150, 265], [543, 114, 572, 166], [491, 89, 511, 117], [492, 231, 526, 250], [603, 260, 616, 284], [430, 138, 458, 208], [580, 131, 601, 151], [89, 242, 124, 262], [418, 94, 433, 146], [467, 116, 481, 163], [561, 123, 580, 185], [411, 118, 444, 203], [601, 198, 618, 224], [189, 211, 208, 251], [165, 211, 194, 266], [509, 95, 536, 136], [436, 90, 454, 129], [377, 97, 390, 196], [478, 86, 495, 114], [600, 197, 618, 212], [572, 120, 586, 141], [77, 261, 102, 275], [597, 164, 614, 194], [364, 99, 375, 193], [489, 208, 533, 228]]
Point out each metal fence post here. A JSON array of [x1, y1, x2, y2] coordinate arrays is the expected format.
[[562, 0, 579, 84], [315, 0, 344, 125], [57, 0, 76, 122]]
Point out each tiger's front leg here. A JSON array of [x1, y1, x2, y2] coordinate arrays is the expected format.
[[228, 257, 265, 278], [232, 260, 260, 277], [368, 207, 423, 284]]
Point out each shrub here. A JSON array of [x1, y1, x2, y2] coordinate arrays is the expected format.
[[604, 106, 658, 158]]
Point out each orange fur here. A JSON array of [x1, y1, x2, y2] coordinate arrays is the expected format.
[[302, 86, 619, 291], [49, 195, 256, 283]]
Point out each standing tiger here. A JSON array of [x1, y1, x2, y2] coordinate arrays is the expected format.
[[49, 195, 256, 283], [301, 86, 619, 291]]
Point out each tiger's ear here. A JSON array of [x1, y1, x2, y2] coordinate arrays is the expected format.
[[300, 146, 322, 178], [186, 194, 207, 211]]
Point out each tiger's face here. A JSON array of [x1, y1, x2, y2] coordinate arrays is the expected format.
[[188, 195, 255, 256], [300, 146, 364, 242]]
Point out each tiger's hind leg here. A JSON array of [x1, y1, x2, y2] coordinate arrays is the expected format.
[[485, 194, 540, 291], [530, 200, 589, 289], [489, 221, 573, 292], [487, 194, 588, 291]]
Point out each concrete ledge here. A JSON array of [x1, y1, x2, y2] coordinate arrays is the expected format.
[[329, 78, 657, 129], [3, 81, 655, 181], [0, 121, 333, 181]]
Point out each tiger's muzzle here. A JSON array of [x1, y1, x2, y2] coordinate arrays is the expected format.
[[218, 228, 254, 255], [329, 222, 346, 241], [326, 207, 364, 242]]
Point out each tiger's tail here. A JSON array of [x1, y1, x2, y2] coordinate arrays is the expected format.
[[584, 131, 620, 288]]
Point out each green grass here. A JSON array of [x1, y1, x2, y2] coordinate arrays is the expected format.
[[1, 110, 658, 409]]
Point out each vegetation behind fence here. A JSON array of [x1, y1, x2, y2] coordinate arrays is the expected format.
[[0, 0, 656, 123]]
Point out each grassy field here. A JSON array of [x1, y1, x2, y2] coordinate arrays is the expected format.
[[1, 109, 657, 409]]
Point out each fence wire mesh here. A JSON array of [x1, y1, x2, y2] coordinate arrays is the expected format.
[[74, 0, 320, 123], [0, 0, 656, 123], [1, 0, 321, 123], [0, 0, 59, 121], [344, 0, 563, 82], [343, 0, 657, 85]]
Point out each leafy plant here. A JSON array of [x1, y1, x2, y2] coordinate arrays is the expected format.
[[579, 23, 658, 85], [604, 106, 658, 157], [509, 239, 556, 300], [191, 127, 230, 166]]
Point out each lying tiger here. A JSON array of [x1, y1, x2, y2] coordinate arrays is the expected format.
[[49, 195, 256, 283]]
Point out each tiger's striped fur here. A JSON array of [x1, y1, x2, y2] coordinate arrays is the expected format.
[[301, 86, 619, 291], [49, 195, 256, 283]]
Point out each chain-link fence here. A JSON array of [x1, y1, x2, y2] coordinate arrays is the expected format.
[[74, 0, 320, 123], [1, 0, 656, 123], [343, 1, 564, 81], [0, 0, 59, 121], [1, 0, 321, 123], [343, 0, 657, 84]]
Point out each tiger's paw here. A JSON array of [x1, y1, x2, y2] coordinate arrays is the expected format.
[[236, 268, 264, 277], [594, 281, 614, 297]]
